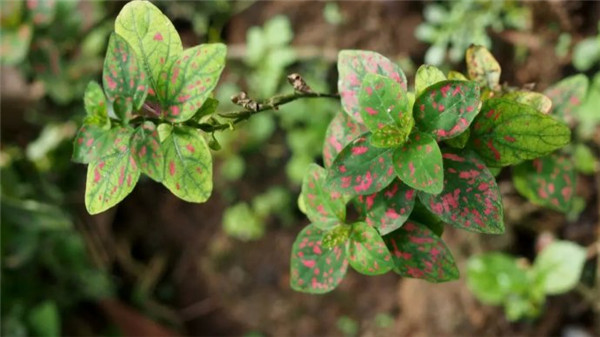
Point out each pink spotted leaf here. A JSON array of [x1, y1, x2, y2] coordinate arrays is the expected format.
[[358, 73, 413, 147], [83, 81, 109, 127], [338, 50, 407, 123], [130, 122, 164, 182], [85, 127, 140, 214], [469, 98, 571, 167], [355, 179, 416, 235], [103, 32, 149, 112], [347, 222, 394, 275], [322, 111, 368, 168], [512, 154, 575, 213], [161, 126, 212, 203], [72, 126, 128, 164], [290, 224, 349, 294], [384, 220, 458, 282], [326, 133, 396, 196], [393, 132, 444, 194], [544, 74, 589, 123], [300, 164, 346, 230], [418, 149, 504, 234], [414, 80, 480, 141], [27, 0, 56, 26]]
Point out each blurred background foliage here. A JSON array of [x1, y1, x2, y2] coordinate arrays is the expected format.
[[1, 0, 599, 336]]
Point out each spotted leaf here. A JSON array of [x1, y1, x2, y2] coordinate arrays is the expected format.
[[384, 221, 458, 282], [83, 81, 109, 127], [338, 50, 407, 123], [544, 74, 589, 123], [415, 65, 446, 97], [115, 0, 183, 93], [347, 222, 394, 275], [393, 132, 444, 194], [72, 126, 127, 164], [85, 127, 140, 214], [158, 43, 226, 122], [469, 98, 571, 167], [27, 0, 56, 26], [300, 164, 346, 230], [466, 45, 501, 90], [419, 150, 504, 234], [356, 180, 416, 235], [290, 224, 348, 294], [512, 154, 575, 212], [358, 73, 413, 145], [161, 126, 212, 203], [0, 24, 32, 66], [323, 111, 368, 168], [414, 80, 480, 141], [130, 122, 164, 182], [503, 91, 552, 114], [326, 133, 396, 196], [103, 33, 148, 113]]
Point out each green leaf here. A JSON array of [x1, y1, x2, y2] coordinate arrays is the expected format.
[[419, 150, 504, 234], [300, 164, 346, 230], [103, 32, 149, 111], [83, 81, 109, 127], [322, 111, 368, 168], [157, 123, 173, 142], [72, 125, 126, 164], [544, 74, 589, 122], [290, 224, 348, 294], [115, 0, 183, 92], [393, 132, 444, 194], [384, 221, 458, 282], [356, 180, 416, 235], [27, 0, 56, 26], [467, 253, 528, 304], [0, 24, 32, 66], [573, 37, 600, 71], [573, 143, 598, 174], [445, 129, 470, 149], [326, 133, 396, 196], [27, 301, 60, 337], [533, 241, 586, 295], [414, 80, 480, 140], [358, 73, 413, 145], [85, 128, 140, 214], [223, 202, 264, 241], [447, 71, 468, 81], [158, 43, 227, 122], [130, 122, 164, 182], [415, 64, 446, 97], [470, 98, 571, 167], [161, 126, 212, 202], [370, 125, 412, 148], [347, 222, 393, 275], [338, 50, 407, 123], [466, 45, 501, 90], [512, 154, 575, 212], [191, 97, 219, 122], [503, 91, 552, 114]]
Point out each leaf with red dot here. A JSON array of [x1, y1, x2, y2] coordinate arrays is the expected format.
[[466, 45, 501, 90], [338, 50, 407, 123], [322, 111, 368, 168], [85, 127, 140, 215], [413, 80, 480, 141], [83, 81, 109, 127], [356, 180, 416, 235], [130, 122, 164, 182], [418, 149, 504, 234], [326, 133, 396, 196], [161, 126, 212, 203], [290, 224, 348, 294], [115, 0, 183, 96], [512, 154, 575, 213], [393, 132, 444, 194], [358, 73, 413, 146], [157, 43, 226, 122], [27, 0, 56, 26], [384, 220, 459, 282], [469, 98, 571, 167], [72, 125, 126, 164], [103, 32, 149, 112], [544, 74, 589, 123], [300, 164, 346, 230], [347, 222, 394, 275]]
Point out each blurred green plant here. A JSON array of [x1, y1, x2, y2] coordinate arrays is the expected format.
[[416, 0, 531, 65], [0, 0, 110, 104], [572, 22, 600, 72], [467, 241, 587, 321]]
